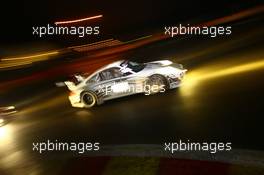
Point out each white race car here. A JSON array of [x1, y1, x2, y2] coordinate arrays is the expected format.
[[64, 60, 187, 108]]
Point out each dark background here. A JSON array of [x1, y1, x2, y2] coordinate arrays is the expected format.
[[0, 1, 264, 174], [0, 0, 262, 46]]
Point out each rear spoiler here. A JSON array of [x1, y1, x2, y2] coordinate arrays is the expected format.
[[64, 81, 77, 91], [55, 81, 78, 91], [55, 74, 85, 91]]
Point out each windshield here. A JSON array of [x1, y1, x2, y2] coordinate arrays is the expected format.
[[120, 61, 146, 73]]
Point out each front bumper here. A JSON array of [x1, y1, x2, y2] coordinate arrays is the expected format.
[[167, 70, 187, 89]]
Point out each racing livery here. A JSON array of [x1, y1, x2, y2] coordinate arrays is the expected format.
[[65, 60, 187, 108]]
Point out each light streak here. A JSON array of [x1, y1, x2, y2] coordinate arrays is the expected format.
[[0, 106, 15, 110], [198, 59, 264, 80], [1, 51, 59, 61], [180, 58, 264, 97], [55, 15, 103, 25], [0, 118, 4, 125], [68, 39, 114, 49]]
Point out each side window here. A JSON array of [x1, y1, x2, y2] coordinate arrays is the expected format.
[[100, 67, 123, 81], [111, 67, 123, 78], [87, 73, 101, 84]]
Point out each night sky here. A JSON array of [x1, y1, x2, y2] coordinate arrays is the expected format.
[[0, 0, 262, 46]]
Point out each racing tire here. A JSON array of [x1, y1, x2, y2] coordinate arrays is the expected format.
[[81, 91, 97, 108], [145, 74, 168, 95]]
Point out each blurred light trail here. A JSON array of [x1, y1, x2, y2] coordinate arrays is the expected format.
[[87, 6, 264, 58], [69, 39, 123, 52], [180, 58, 264, 97], [128, 5, 264, 51], [0, 110, 17, 116], [68, 39, 114, 49], [198, 59, 264, 80], [0, 106, 15, 110], [0, 60, 33, 69], [1, 5, 263, 89], [0, 119, 4, 126], [21, 93, 66, 115], [55, 15, 103, 25], [201, 5, 264, 27], [123, 35, 153, 44], [176, 27, 263, 62], [0, 125, 12, 142], [0, 51, 60, 69], [0, 54, 121, 91], [1, 51, 59, 61], [2, 5, 262, 69]]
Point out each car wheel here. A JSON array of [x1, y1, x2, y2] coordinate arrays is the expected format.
[[81, 91, 97, 108], [146, 74, 168, 95]]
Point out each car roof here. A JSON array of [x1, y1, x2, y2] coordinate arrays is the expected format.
[[103, 60, 125, 69]]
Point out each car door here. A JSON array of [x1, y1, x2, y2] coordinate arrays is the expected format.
[[114, 67, 147, 97], [97, 67, 128, 100]]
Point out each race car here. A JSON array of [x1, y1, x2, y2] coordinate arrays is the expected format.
[[64, 60, 187, 108]]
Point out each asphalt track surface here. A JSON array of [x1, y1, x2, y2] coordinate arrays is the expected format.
[[0, 15, 263, 175]]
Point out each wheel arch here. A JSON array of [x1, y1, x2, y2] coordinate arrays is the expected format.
[[148, 73, 170, 90], [80, 90, 98, 108]]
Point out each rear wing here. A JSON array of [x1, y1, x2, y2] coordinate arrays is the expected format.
[[64, 81, 78, 91], [55, 74, 85, 91]]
